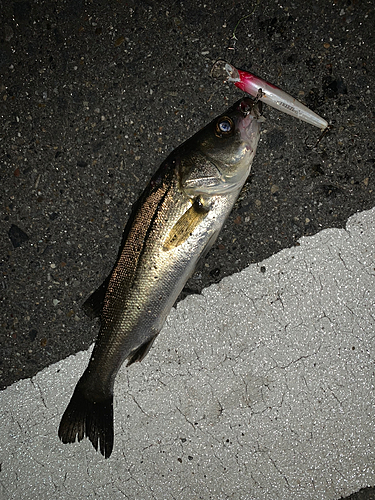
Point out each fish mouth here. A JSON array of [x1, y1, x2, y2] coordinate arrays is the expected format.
[[239, 97, 262, 119], [237, 97, 262, 149]]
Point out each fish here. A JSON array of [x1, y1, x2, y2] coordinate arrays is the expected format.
[[212, 60, 328, 130], [58, 97, 263, 458]]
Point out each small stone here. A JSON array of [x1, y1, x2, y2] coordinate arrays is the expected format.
[[28, 329, 37, 341], [114, 35, 125, 47], [271, 185, 279, 195], [209, 268, 220, 278], [53, 299, 60, 306], [8, 224, 29, 248]]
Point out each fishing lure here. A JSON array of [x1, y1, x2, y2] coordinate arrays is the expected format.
[[213, 61, 328, 131]]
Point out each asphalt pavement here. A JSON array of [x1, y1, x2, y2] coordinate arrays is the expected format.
[[1, 0, 374, 498]]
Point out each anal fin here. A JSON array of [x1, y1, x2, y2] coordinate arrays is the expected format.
[[127, 337, 157, 366]]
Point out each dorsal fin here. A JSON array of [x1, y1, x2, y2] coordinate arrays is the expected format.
[[81, 274, 111, 319]]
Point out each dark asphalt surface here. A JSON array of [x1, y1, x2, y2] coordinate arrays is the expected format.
[[1, 0, 374, 497]]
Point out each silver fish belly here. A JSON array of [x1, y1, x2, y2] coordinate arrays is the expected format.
[[58, 97, 262, 458]]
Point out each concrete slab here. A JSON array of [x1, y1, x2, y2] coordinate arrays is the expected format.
[[1, 207, 374, 500]]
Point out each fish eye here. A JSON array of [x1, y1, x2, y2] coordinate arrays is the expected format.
[[215, 116, 234, 137]]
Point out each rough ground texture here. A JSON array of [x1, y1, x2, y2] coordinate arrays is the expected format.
[[0, 208, 374, 499], [0, 0, 374, 498]]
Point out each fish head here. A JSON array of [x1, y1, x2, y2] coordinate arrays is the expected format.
[[206, 97, 262, 166], [180, 97, 262, 197]]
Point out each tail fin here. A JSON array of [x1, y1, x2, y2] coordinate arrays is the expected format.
[[58, 384, 114, 459]]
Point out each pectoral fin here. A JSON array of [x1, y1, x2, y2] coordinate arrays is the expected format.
[[163, 197, 209, 251]]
